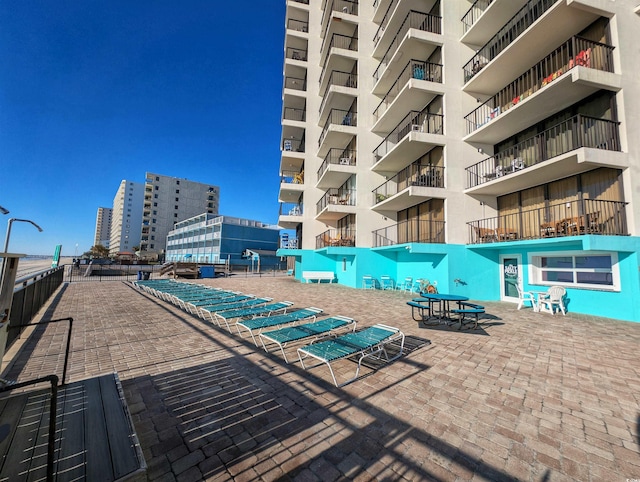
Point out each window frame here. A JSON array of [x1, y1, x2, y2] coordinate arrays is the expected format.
[[528, 250, 619, 291]]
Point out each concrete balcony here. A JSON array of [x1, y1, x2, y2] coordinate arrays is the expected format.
[[317, 109, 357, 158], [315, 188, 356, 222], [372, 164, 444, 213], [316, 148, 357, 189], [460, 0, 528, 47], [278, 202, 304, 229], [319, 71, 357, 125]]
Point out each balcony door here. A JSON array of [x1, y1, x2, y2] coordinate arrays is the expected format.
[[500, 254, 522, 302]]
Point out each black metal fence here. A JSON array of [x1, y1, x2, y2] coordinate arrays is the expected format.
[[65, 263, 162, 283], [7, 267, 64, 348]]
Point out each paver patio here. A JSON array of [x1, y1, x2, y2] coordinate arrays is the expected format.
[[3, 276, 639, 481]]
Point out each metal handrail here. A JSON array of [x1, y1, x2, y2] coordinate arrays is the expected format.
[[373, 0, 399, 44], [461, 0, 494, 33], [373, 59, 443, 120], [464, 36, 615, 131], [317, 148, 356, 180], [316, 228, 356, 248], [373, 109, 444, 162], [319, 108, 357, 148], [373, 10, 442, 82], [463, 0, 559, 81], [319, 71, 357, 114], [373, 164, 444, 202], [372, 220, 445, 247], [316, 188, 356, 213], [468, 198, 627, 244], [286, 46, 308, 61], [284, 76, 306, 91], [465, 115, 621, 188]]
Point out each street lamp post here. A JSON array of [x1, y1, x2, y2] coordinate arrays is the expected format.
[[3, 218, 43, 252]]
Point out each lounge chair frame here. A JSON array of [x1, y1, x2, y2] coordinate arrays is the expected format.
[[297, 324, 405, 387], [236, 307, 323, 345], [259, 316, 356, 363], [212, 301, 295, 330]]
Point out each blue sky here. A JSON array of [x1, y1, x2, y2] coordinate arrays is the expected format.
[[0, 2, 286, 255]]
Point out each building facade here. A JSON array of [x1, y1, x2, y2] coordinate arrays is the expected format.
[[277, 0, 640, 322], [109, 180, 144, 256], [165, 214, 283, 269], [139, 173, 220, 257], [94, 207, 112, 248]]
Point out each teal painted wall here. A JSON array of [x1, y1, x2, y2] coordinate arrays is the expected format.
[[280, 235, 640, 322]]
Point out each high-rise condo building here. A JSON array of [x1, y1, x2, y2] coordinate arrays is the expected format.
[[109, 180, 145, 256], [94, 207, 113, 248], [139, 173, 220, 256], [277, 0, 640, 322]]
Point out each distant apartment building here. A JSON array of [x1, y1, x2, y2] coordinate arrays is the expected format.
[[165, 213, 282, 268], [94, 207, 112, 248], [277, 0, 640, 321], [139, 173, 220, 257], [109, 180, 144, 256]]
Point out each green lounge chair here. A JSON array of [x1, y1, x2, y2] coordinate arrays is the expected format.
[[212, 301, 295, 330], [259, 315, 356, 363], [236, 307, 323, 345], [193, 297, 271, 318], [297, 324, 405, 387]]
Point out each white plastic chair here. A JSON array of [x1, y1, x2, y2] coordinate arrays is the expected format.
[[362, 275, 375, 290], [515, 284, 536, 310], [380, 275, 394, 290], [538, 286, 566, 315], [396, 277, 413, 292]]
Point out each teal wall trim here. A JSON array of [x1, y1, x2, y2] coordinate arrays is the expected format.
[[282, 235, 640, 322]]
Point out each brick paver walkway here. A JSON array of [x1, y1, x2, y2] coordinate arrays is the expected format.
[[4, 276, 640, 481]]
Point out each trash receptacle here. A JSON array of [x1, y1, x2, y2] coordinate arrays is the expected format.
[[137, 271, 143, 280], [200, 266, 215, 279], [143, 272, 151, 280]]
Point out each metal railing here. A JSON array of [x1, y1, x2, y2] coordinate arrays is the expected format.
[[372, 220, 445, 247], [321, 0, 359, 38], [279, 202, 304, 216], [317, 188, 356, 213], [373, 164, 444, 203], [7, 267, 64, 348], [373, 60, 443, 120], [463, 0, 559, 82], [287, 18, 309, 33], [65, 263, 162, 283], [317, 148, 357, 181], [373, 109, 443, 163], [316, 228, 356, 248], [465, 36, 615, 132], [373, 11, 442, 82], [373, 0, 399, 45], [284, 76, 306, 91], [283, 107, 306, 122], [319, 71, 357, 115], [461, 0, 494, 33], [280, 169, 305, 184], [283, 137, 305, 152], [319, 108, 357, 147], [320, 33, 358, 70], [465, 115, 621, 188], [291, 0, 309, 4], [467, 198, 628, 244], [286, 46, 308, 61]]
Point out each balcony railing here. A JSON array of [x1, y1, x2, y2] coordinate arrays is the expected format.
[[373, 11, 442, 82], [321, 0, 359, 38], [283, 107, 306, 122], [373, 109, 444, 162], [461, 0, 494, 34], [319, 71, 357, 114], [286, 46, 308, 61], [373, 60, 443, 120], [284, 76, 307, 91], [465, 36, 615, 132], [319, 108, 357, 147], [283, 137, 305, 153], [373, 0, 399, 45], [320, 33, 358, 69], [291, 0, 309, 4], [463, 0, 560, 82], [279, 202, 303, 216], [287, 18, 309, 33], [317, 188, 356, 213], [466, 115, 621, 188], [317, 148, 356, 181], [316, 228, 356, 248], [372, 219, 445, 247], [373, 164, 444, 203], [468, 198, 628, 244], [280, 169, 305, 184]]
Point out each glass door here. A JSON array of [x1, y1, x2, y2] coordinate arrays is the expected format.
[[500, 254, 522, 302]]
